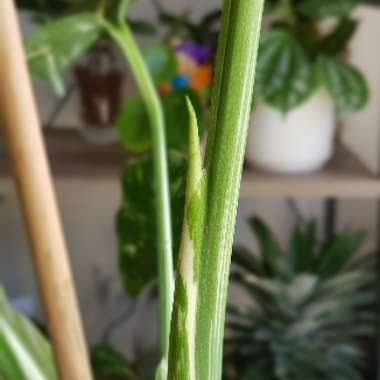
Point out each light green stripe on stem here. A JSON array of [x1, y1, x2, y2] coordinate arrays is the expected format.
[[196, 0, 264, 377], [103, 21, 174, 371], [168, 0, 264, 378]]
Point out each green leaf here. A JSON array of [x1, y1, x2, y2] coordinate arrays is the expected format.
[[299, 0, 359, 20], [161, 89, 204, 151], [232, 246, 264, 276], [16, 0, 69, 15], [249, 217, 283, 277], [117, 151, 187, 296], [319, 55, 369, 113], [128, 19, 156, 35], [116, 97, 151, 152], [26, 13, 103, 96], [90, 343, 133, 379], [116, 88, 204, 152], [291, 23, 319, 56], [255, 30, 317, 112], [0, 287, 58, 380], [317, 230, 366, 279], [142, 43, 177, 84], [168, 99, 204, 380], [318, 18, 358, 56], [287, 221, 316, 274], [227, 217, 375, 380]]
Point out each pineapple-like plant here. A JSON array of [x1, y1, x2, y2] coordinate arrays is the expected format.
[[225, 217, 376, 380]]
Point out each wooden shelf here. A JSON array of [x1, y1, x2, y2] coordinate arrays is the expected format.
[[241, 143, 380, 198], [1, 130, 380, 198], [0, 129, 128, 179]]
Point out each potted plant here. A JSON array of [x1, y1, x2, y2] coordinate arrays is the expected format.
[[225, 217, 376, 379], [245, 0, 369, 173], [17, 0, 156, 142], [74, 37, 125, 141], [1, 0, 264, 379]]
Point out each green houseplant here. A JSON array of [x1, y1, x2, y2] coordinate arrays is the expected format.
[[245, 0, 370, 173], [225, 217, 376, 380], [23, 1, 187, 377], [17, 0, 160, 140], [1, 0, 265, 379]]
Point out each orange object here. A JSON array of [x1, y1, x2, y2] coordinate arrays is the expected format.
[[190, 64, 213, 91], [158, 82, 171, 95], [177, 52, 197, 75]]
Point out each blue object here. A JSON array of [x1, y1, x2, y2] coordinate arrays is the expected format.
[[172, 75, 189, 89]]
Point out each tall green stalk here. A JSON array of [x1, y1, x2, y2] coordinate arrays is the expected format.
[[168, 0, 264, 379], [104, 20, 174, 377]]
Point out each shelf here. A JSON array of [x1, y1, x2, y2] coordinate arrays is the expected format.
[[1, 130, 380, 198], [0, 129, 128, 179], [241, 143, 380, 198]]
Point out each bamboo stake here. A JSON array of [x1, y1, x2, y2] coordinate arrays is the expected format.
[[0, 1, 93, 379]]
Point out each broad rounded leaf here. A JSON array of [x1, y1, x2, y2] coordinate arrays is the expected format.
[[319, 56, 369, 113], [161, 88, 204, 151], [116, 88, 204, 152], [299, 0, 359, 20], [26, 13, 103, 95], [318, 18, 358, 56], [255, 30, 317, 113], [0, 288, 58, 380], [116, 97, 150, 152], [117, 151, 186, 296], [142, 43, 177, 84]]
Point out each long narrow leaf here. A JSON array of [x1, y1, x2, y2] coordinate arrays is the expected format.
[[168, 99, 205, 380], [168, 1, 264, 378], [249, 217, 283, 277], [0, 288, 57, 380]]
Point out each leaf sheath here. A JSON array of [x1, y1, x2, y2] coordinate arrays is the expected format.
[[168, 0, 264, 379]]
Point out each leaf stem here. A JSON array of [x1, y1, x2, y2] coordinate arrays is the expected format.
[[104, 20, 174, 370], [199, 1, 264, 376]]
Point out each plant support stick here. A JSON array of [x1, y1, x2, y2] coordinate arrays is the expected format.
[[168, 0, 264, 379], [0, 1, 93, 379]]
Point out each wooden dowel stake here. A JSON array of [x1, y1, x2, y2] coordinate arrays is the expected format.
[[0, 1, 93, 379]]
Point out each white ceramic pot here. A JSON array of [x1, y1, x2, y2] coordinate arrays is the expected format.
[[246, 89, 336, 173]]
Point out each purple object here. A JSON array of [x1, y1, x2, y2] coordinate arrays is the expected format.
[[175, 41, 211, 63]]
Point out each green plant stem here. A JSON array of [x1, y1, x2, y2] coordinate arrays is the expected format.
[[199, 1, 263, 375], [104, 21, 173, 367], [168, 1, 264, 379]]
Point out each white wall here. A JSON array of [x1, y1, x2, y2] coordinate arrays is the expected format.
[[1, 1, 380, 359], [238, 4, 380, 254]]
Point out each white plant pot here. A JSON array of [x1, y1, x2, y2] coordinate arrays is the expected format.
[[246, 89, 336, 173]]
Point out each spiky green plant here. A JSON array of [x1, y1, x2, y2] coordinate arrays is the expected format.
[[225, 217, 376, 380]]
